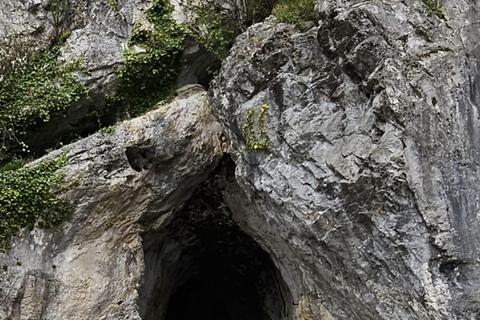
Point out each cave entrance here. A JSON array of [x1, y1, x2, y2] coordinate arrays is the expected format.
[[139, 170, 292, 320]]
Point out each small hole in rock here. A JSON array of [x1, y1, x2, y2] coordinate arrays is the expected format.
[[126, 147, 153, 172]]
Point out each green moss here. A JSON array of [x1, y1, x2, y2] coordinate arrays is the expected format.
[[111, 0, 185, 117], [0, 152, 70, 250], [272, 0, 316, 28], [98, 124, 117, 135], [0, 46, 88, 161], [422, 0, 444, 18], [243, 103, 270, 151], [105, 215, 126, 231]]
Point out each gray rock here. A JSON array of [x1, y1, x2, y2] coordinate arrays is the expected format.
[[208, 2, 480, 318], [0, 0, 215, 151], [0, 0, 149, 95], [2, 0, 480, 319], [0, 88, 224, 320]]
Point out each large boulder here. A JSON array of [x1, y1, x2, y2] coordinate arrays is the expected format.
[[0, 87, 224, 320], [209, 0, 480, 318]]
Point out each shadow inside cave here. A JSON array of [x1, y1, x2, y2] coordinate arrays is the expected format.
[[139, 166, 292, 320]]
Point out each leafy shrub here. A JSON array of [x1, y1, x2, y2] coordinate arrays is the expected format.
[[272, 0, 316, 27], [0, 46, 88, 163], [111, 0, 185, 117], [0, 153, 69, 250], [187, 3, 237, 60], [0, 35, 38, 84]]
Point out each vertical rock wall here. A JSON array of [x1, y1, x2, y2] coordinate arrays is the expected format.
[[209, 0, 480, 319]]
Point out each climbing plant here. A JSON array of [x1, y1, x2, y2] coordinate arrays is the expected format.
[[0, 153, 70, 251], [0, 45, 88, 163], [111, 0, 185, 117], [180, 0, 276, 60]]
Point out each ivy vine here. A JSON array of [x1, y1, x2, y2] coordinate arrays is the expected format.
[[0, 153, 70, 251], [0, 45, 88, 162], [110, 0, 185, 117]]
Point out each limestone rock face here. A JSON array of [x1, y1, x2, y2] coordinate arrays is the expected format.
[[0, 88, 224, 320], [1, 0, 150, 95], [209, 1, 480, 319], [0, 0, 151, 152], [2, 0, 480, 319], [0, 0, 214, 150]]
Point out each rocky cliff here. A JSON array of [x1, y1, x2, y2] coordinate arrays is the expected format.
[[1, 0, 480, 319]]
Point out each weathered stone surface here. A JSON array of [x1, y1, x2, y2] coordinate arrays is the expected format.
[[209, 1, 480, 319], [0, 87, 224, 320], [1, 0, 149, 96], [0, 0, 216, 151], [0, 0, 151, 153], [2, 0, 480, 319]]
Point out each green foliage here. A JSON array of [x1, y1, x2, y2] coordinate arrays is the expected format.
[[112, 0, 185, 117], [0, 36, 37, 84], [272, 0, 316, 28], [0, 158, 31, 173], [0, 46, 88, 162], [422, 0, 444, 18], [0, 153, 70, 250], [243, 103, 270, 151], [47, 0, 71, 42], [183, 0, 276, 60], [108, 0, 119, 12], [98, 124, 117, 135], [188, 4, 237, 60]]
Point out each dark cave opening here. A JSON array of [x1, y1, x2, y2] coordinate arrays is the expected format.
[[163, 225, 272, 320], [139, 166, 291, 320]]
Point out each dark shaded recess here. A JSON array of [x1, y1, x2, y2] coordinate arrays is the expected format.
[[126, 147, 155, 172], [21, 96, 112, 158], [140, 156, 292, 320], [178, 37, 222, 89]]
